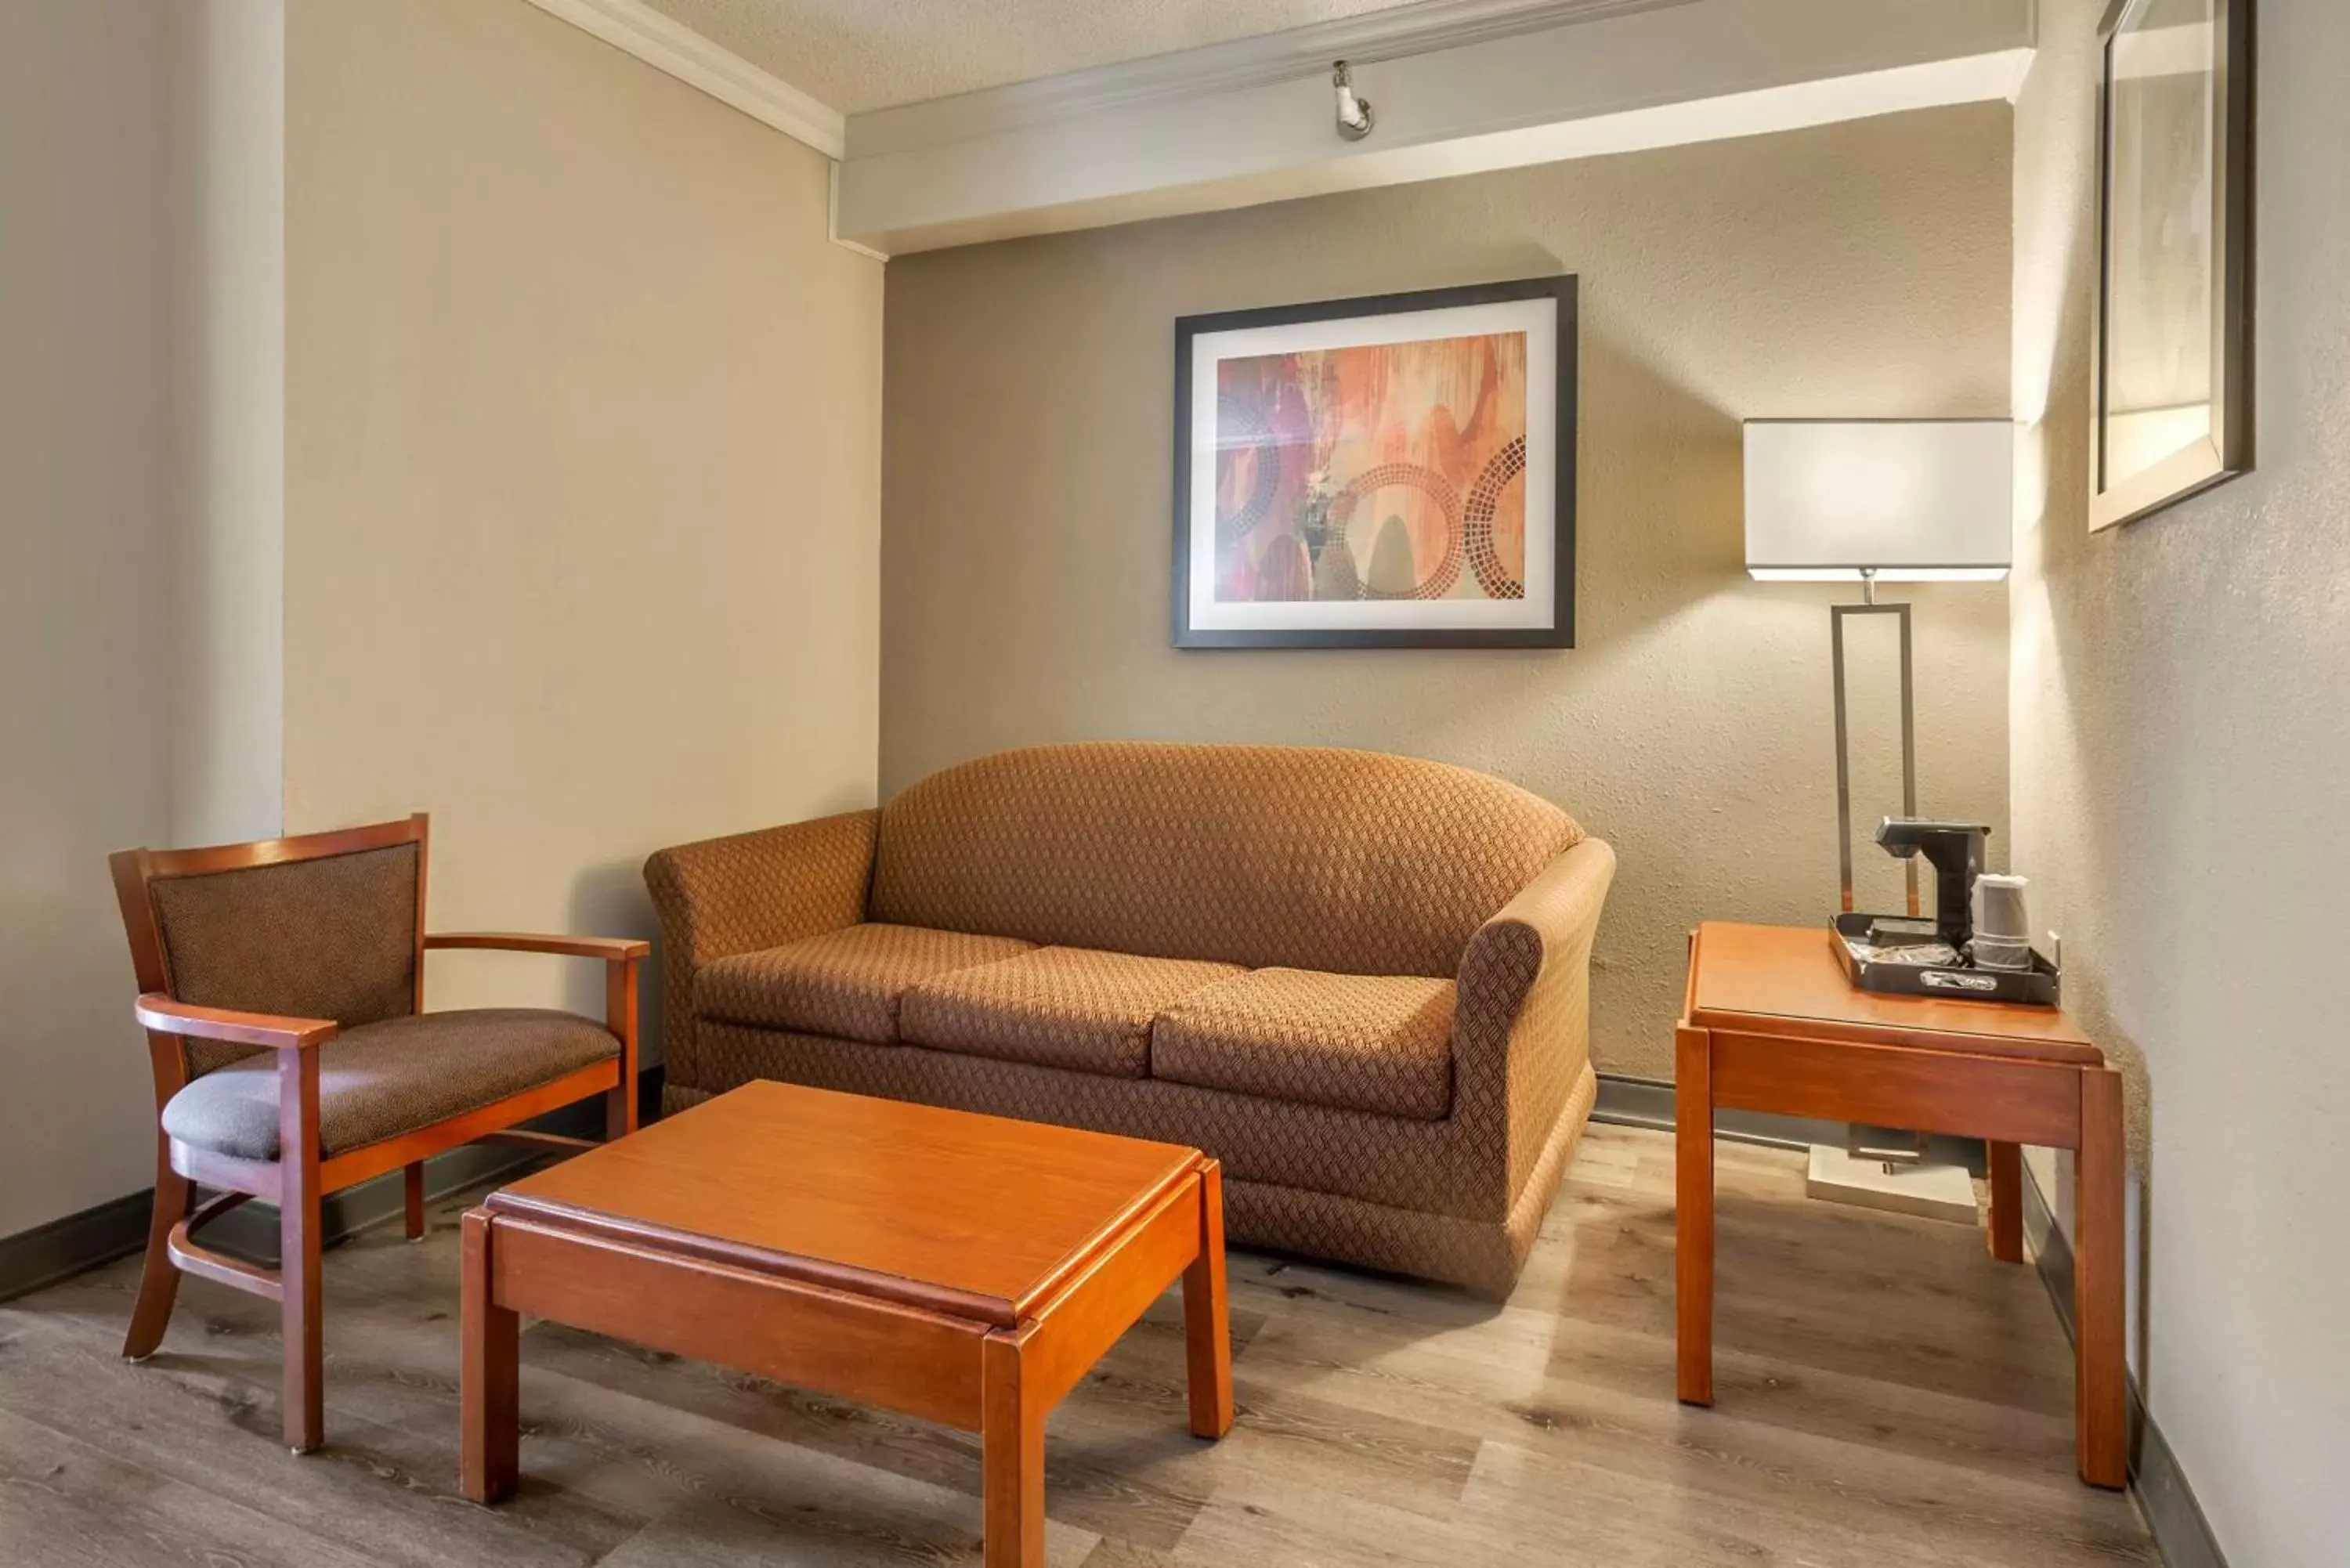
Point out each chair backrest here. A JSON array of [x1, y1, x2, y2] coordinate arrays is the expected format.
[[110, 816, 428, 1075], [870, 742, 1580, 978]]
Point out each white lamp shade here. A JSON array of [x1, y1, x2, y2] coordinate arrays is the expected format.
[[1743, 419, 2013, 581]]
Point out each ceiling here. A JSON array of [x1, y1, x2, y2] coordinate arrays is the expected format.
[[638, 0, 1439, 114]]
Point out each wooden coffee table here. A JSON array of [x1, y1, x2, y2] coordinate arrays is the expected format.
[[457, 1080, 1234, 1565]]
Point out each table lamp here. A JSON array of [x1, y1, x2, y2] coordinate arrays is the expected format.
[[1743, 419, 2013, 916]]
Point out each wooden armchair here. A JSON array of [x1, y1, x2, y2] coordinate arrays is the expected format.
[[108, 813, 645, 1453]]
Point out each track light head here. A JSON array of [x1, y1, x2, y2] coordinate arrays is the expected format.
[[1332, 61, 1373, 141]]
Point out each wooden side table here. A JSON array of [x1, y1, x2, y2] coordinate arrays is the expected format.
[[1673, 921, 2128, 1489]]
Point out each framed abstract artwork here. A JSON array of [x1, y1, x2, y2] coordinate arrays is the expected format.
[[2090, 0, 2251, 531], [1173, 275, 1577, 649]]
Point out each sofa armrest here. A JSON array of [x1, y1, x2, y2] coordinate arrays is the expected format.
[[642, 810, 879, 1092], [1452, 836, 1617, 1214]]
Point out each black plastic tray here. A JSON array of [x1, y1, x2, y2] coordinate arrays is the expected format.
[[1830, 912, 2061, 1006]]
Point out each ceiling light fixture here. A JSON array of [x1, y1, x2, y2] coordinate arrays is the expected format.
[[1332, 61, 1373, 141]]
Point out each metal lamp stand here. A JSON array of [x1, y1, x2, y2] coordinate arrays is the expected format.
[[1812, 569, 1976, 1221], [1829, 569, 1919, 919]]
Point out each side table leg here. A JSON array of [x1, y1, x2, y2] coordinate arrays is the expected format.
[[1181, 1161, 1235, 1440], [1676, 1025, 1716, 1407], [2076, 1069, 2128, 1489], [460, 1209, 519, 1503], [1987, 1141, 2025, 1263], [982, 1328, 1045, 1568]]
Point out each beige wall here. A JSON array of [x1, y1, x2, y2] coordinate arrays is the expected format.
[[881, 106, 2014, 1078], [1, 0, 287, 1238], [282, 0, 884, 1056], [2011, 3, 2350, 1563], [0, 2, 179, 1238], [167, 0, 287, 850]]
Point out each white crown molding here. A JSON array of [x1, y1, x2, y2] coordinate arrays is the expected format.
[[827, 163, 891, 262], [848, 0, 1701, 159], [519, 0, 845, 159]]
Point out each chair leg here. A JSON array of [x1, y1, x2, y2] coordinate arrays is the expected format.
[[604, 955, 639, 1140], [280, 1050, 325, 1454], [403, 1162, 427, 1241], [280, 1184, 324, 1453], [123, 1158, 191, 1362]]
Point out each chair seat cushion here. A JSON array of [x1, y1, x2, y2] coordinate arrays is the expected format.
[[900, 946, 1244, 1078], [695, 923, 1034, 1044], [1151, 969, 1456, 1121], [161, 1008, 618, 1162]]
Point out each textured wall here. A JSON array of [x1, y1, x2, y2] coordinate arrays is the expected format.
[[881, 106, 2014, 1078], [2011, 3, 2350, 1563], [284, 0, 884, 1059]]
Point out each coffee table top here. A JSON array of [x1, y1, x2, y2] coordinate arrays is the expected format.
[[487, 1081, 1202, 1327], [1686, 922, 2102, 1064]]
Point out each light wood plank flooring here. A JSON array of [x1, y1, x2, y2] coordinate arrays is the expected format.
[[0, 1125, 2156, 1566]]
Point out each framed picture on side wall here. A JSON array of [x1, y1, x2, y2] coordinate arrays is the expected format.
[[1173, 275, 1577, 649], [2090, 0, 2252, 531]]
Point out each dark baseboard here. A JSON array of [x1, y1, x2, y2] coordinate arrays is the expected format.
[[0, 1187, 157, 1306], [0, 1064, 663, 1299], [2019, 1160, 2229, 1568]]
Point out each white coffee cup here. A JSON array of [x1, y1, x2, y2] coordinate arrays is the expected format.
[[1971, 873, 2031, 970]]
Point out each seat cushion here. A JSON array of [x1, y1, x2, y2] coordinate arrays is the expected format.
[[1152, 969, 1456, 1121], [696, 923, 1034, 1044], [161, 1008, 618, 1162], [900, 946, 1244, 1078]]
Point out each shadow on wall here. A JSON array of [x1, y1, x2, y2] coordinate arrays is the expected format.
[[567, 858, 663, 1068]]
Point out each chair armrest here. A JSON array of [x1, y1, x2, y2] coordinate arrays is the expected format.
[[425, 932, 649, 961], [135, 994, 338, 1052], [1450, 837, 1617, 1213], [642, 809, 880, 1094]]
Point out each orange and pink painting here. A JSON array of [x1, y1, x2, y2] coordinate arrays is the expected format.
[[1175, 276, 1573, 649], [1213, 332, 1529, 605]]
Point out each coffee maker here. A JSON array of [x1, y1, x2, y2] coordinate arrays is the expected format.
[[1831, 817, 2058, 1004]]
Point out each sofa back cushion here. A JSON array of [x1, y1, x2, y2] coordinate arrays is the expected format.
[[870, 742, 1580, 977]]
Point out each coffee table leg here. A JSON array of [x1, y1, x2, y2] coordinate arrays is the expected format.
[[1182, 1160, 1235, 1440], [460, 1209, 519, 1503], [982, 1328, 1044, 1568], [1676, 1025, 1716, 1407]]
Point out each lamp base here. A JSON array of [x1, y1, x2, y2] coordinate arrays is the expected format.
[[1805, 1143, 1979, 1225]]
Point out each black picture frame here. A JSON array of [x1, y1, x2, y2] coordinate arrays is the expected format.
[[1171, 274, 1578, 649], [2089, 0, 2253, 531]]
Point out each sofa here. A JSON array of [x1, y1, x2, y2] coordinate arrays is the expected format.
[[645, 742, 1614, 1296]]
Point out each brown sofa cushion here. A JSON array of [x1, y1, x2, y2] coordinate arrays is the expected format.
[[1152, 969, 1456, 1121], [872, 742, 1579, 978], [901, 946, 1243, 1078], [696, 923, 1033, 1044], [160, 1008, 615, 1161]]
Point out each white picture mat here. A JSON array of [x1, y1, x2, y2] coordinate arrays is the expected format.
[[1187, 297, 1558, 632]]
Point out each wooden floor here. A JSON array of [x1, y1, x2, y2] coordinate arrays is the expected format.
[[0, 1125, 2156, 1566]]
